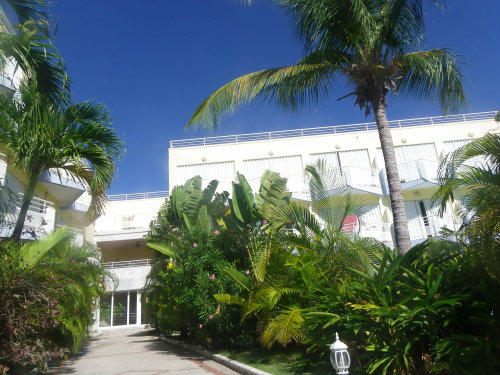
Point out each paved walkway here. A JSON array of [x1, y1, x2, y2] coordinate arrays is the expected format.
[[50, 328, 241, 375]]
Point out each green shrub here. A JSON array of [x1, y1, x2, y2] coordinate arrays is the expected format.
[[304, 240, 500, 375], [146, 229, 255, 348], [0, 230, 108, 372]]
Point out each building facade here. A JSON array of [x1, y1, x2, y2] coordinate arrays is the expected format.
[[90, 192, 168, 329], [169, 111, 498, 247], [1, 8, 90, 243]]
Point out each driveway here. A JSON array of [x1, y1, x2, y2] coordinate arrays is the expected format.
[[50, 328, 241, 375]]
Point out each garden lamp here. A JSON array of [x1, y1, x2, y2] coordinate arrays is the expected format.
[[330, 332, 350, 375]]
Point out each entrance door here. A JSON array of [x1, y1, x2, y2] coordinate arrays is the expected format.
[[99, 290, 140, 328]]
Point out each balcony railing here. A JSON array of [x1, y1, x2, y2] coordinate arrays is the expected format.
[[104, 259, 156, 269], [398, 159, 440, 184], [107, 191, 169, 201], [0, 194, 56, 238], [170, 111, 496, 148], [407, 214, 462, 241]]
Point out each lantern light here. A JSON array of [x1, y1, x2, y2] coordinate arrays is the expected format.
[[330, 332, 350, 375]]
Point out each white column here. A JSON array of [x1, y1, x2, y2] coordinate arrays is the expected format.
[[126, 291, 130, 326], [136, 292, 142, 325], [93, 298, 100, 330], [110, 293, 114, 327]]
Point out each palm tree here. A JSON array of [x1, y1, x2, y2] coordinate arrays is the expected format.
[[432, 133, 500, 278], [187, 0, 466, 254], [0, 79, 123, 241], [0, 0, 70, 105]]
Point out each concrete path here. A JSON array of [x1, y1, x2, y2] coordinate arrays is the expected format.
[[50, 328, 241, 375]]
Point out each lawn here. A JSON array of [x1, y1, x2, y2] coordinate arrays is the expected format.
[[216, 346, 334, 375]]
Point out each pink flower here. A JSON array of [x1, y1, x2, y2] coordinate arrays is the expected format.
[[209, 274, 215, 280], [193, 242, 197, 247], [262, 219, 268, 225], [209, 315, 214, 320], [214, 230, 220, 235], [199, 324, 203, 329], [245, 270, 250, 275]]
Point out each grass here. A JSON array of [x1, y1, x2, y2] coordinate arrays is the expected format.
[[216, 345, 334, 375]]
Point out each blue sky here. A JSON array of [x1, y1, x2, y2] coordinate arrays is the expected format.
[[50, 0, 500, 195]]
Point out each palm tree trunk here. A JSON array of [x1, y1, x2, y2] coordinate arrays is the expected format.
[[372, 96, 411, 254], [11, 173, 39, 242]]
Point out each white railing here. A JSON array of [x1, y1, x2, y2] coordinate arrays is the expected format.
[[398, 159, 439, 183], [104, 259, 155, 269], [170, 111, 496, 148], [407, 214, 462, 241], [26, 195, 55, 213], [95, 212, 158, 233], [107, 191, 169, 201], [308, 166, 381, 192], [0, 194, 56, 237]]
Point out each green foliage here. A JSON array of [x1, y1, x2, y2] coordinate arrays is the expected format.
[[0, 78, 123, 240], [304, 241, 500, 374], [432, 133, 500, 279], [145, 229, 254, 348], [147, 163, 499, 374], [0, 229, 109, 372]]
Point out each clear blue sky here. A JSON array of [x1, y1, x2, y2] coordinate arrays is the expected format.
[[50, 0, 500, 195]]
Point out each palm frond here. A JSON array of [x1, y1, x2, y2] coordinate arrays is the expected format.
[[187, 63, 335, 129], [3, 0, 49, 24], [0, 21, 70, 105], [259, 307, 305, 348], [278, 0, 374, 53], [19, 226, 69, 269], [393, 49, 467, 113]]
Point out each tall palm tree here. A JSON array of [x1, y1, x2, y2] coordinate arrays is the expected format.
[[187, 0, 466, 253], [0, 0, 70, 105], [0, 79, 123, 241]]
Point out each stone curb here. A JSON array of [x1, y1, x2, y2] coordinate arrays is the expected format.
[[159, 335, 273, 375]]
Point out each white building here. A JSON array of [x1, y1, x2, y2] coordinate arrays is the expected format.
[[89, 112, 497, 331], [90, 192, 168, 329], [169, 111, 498, 247], [0, 8, 89, 243]]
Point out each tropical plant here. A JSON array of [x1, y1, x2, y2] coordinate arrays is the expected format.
[[304, 238, 500, 375], [0, 0, 70, 105], [432, 133, 500, 278], [0, 227, 110, 372], [145, 176, 254, 346], [187, 0, 467, 254], [0, 185, 20, 225], [216, 162, 386, 349], [0, 78, 123, 241]]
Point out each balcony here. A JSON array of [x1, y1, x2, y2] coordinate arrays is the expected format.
[[358, 222, 394, 245], [407, 214, 462, 245], [380, 159, 440, 193], [61, 192, 91, 222], [94, 213, 156, 242], [103, 259, 155, 292], [0, 194, 56, 240], [38, 169, 85, 206], [308, 167, 383, 198]]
